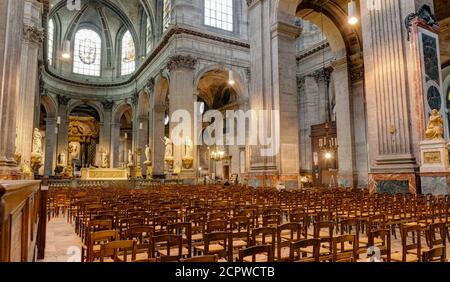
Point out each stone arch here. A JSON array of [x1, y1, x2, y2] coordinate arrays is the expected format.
[[113, 102, 134, 124], [41, 95, 58, 119], [153, 75, 170, 107], [67, 100, 104, 123], [194, 64, 248, 101], [137, 91, 150, 118]]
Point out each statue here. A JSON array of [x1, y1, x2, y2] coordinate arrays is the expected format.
[[425, 109, 444, 140], [58, 150, 67, 167], [69, 142, 80, 160], [145, 144, 152, 163], [32, 128, 43, 156], [164, 137, 173, 159], [127, 149, 133, 166], [184, 137, 193, 159]]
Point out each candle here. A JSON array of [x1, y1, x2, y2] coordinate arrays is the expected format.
[[125, 133, 128, 139], [57, 116, 61, 125]]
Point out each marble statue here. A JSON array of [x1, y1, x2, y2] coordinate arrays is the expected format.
[[69, 142, 80, 160], [425, 109, 444, 140], [128, 149, 133, 165], [184, 137, 193, 159], [164, 137, 173, 159], [58, 151, 67, 167], [145, 144, 152, 162], [32, 128, 43, 156]]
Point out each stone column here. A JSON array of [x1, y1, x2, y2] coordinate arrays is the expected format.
[[312, 68, 332, 124], [247, 0, 301, 188], [332, 58, 356, 188], [16, 0, 43, 168], [152, 105, 166, 178], [56, 95, 70, 168], [0, 0, 25, 178], [361, 0, 435, 193], [100, 101, 113, 167], [111, 123, 121, 168], [44, 118, 56, 176], [167, 55, 197, 182]]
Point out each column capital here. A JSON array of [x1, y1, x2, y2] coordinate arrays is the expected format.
[[167, 55, 197, 72], [57, 95, 71, 106], [271, 20, 302, 39], [331, 57, 347, 70], [23, 24, 44, 46], [101, 100, 114, 111]]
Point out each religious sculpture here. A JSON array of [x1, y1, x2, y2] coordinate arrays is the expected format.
[[69, 142, 80, 160], [127, 149, 133, 166], [145, 144, 152, 163], [58, 150, 67, 167], [164, 137, 173, 159], [425, 109, 444, 140], [32, 128, 43, 156], [101, 151, 109, 168], [182, 137, 194, 170]]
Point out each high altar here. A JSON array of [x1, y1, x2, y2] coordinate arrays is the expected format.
[[81, 168, 128, 180]]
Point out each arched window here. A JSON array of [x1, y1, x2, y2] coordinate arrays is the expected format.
[[204, 0, 233, 32], [48, 19, 55, 65], [73, 29, 101, 76], [163, 0, 171, 32], [146, 16, 153, 54], [121, 31, 135, 76]]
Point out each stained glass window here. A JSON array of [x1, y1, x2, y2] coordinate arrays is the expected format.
[[121, 31, 135, 76], [48, 19, 54, 65], [204, 0, 233, 32], [163, 0, 171, 32], [73, 29, 101, 76], [146, 16, 153, 54]]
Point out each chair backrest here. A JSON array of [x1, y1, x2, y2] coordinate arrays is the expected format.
[[151, 234, 183, 261], [277, 223, 303, 260], [237, 245, 274, 262], [289, 239, 320, 262], [206, 220, 228, 233], [428, 222, 446, 248], [168, 222, 192, 258], [367, 229, 391, 262], [204, 231, 232, 261], [332, 235, 357, 262], [422, 246, 447, 262], [100, 240, 137, 262], [314, 221, 334, 239], [400, 224, 421, 262]]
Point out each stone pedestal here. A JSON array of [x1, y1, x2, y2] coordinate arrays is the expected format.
[[145, 162, 153, 180], [128, 165, 136, 179], [420, 140, 450, 195]]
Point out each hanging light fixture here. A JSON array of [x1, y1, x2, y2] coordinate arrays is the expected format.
[[61, 40, 71, 59], [348, 0, 358, 25], [228, 70, 236, 86]]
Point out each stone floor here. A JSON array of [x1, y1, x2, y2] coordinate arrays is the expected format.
[[37, 216, 83, 262], [38, 215, 450, 262]]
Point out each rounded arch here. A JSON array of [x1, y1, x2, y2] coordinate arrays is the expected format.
[[41, 95, 58, 119], [153, 75, 170, 107], [67, 100, 104, 123], [194, 65, 248, 101], [113, 102, 134, 124]]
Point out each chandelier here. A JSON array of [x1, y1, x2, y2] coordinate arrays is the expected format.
[[319, 123, 338, 158], [210, 148, 226, 161]]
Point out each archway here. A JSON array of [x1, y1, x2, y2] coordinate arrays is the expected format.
[[112, 102, 133, 168], [196, 68, 246, 184]]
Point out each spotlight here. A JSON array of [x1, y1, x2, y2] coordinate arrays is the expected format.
[[62, 40, 71, 59], [228, 70, 236, 86]]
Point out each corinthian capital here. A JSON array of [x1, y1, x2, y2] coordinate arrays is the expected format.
[[167, 55, 197, 72], [23, 24, 44, 45]]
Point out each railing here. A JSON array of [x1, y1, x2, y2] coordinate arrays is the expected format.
[[47, 178, 183, 189], [0, 180, 45, 262]]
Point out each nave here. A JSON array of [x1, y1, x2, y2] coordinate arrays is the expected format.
[[41, 185, 450, 263]]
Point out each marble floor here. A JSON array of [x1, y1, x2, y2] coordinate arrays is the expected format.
[[37, 216, 83, 262], [38, 215, 450, 262]]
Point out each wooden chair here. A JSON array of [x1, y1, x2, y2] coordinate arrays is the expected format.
[[100, 240, 137, 262], [332, 235, 357, 262], [229, 216, 250, 251], [365, 229, 391, 262], [313, 221, 334, 260], [237, 245, 274, 262], [289, 239, 320, 262], [277, 223, 303, 261], [391, 224, 422, 262], [84, 219, 113, 243], [167, 222, 192, 258], [151, 234, 183, 262], [195, 232, 232, 262], [123, 226, 154, 260], [82, 230, 118, 262], [427, 222, 446, 249], [422, 247, 447, 262]]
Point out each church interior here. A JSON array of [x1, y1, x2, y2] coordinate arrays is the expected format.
[[0, 0, 450, 263]]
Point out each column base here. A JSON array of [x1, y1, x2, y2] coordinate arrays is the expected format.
[[0, 165, 22, 180], [368, 173, 419, 195]]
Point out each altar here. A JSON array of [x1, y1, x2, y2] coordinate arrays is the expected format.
[[81, 168, 128, 180]]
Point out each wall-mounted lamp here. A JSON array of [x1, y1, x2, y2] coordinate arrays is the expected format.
[[57, 116, 61, 125], [139, 122, 143, 130], [348, 0, 358, 25]]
